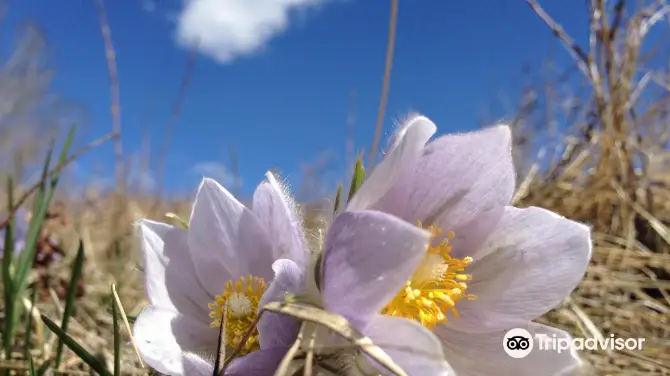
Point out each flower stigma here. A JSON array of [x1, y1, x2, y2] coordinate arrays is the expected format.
[[208, 275, 267, 355], [381, 222, 476, 329]]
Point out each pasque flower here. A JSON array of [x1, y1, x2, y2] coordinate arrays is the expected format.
[[184, 209, 455, 376], [342, 114, 593, 376], [132, 173, 309, 375], [178, 114, 592, 376]]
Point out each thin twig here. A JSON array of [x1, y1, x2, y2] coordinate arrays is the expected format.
[[111, 284, 144, 368], [0, 131, 117, 229], [367, 0, 398, 169], [95, 0, 124, 192], [156, 49, 198, 200], [526, 0, 592, 80], [274, 324, 305, 376]]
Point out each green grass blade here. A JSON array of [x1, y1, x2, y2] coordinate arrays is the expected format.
[[29, 357, 36, 376], [105, 307, 137, 324], [2, 176, 16, 359], [15, 128, 76, 304], [333, 182, 342, 214], [55, 239, 85, 368], [23, 285, 37, 358], [40, 314, 113, 376], [51, 124, 76, 186], [346, 156, 366, 203], [15, 143, 54, 297], [36, 360, 51, 376], [111, 286, 120, 376]]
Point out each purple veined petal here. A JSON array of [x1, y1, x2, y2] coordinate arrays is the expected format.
[[373, 125, 515, 227], [257, 259, 303, 349], [321, 210, 431, 326], [252, 172, 308, 268], [188, 178, 274, 297], [133, 306, 218, 376], [224, 347, 289, 376], [433, 205, 505, 260], [347, 115, 436, 212], [138, 220, 214, 324], [359, 315, 455, 376], [435, 322, 586, 376], [446, 206, 592, 334]]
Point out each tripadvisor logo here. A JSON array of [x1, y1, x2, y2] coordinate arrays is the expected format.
[[503, 328, 645, 358]]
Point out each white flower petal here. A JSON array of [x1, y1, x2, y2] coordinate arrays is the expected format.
[[374, 125, 515, 227], [182, 353, 214, 376], [133, 306, 217, 376], [257, 259, 303, 349], [436, 322, 585, 376], [362, 315, 455, 376], [252, 172, 308, 268], [347, 115, 436, 211], [452, 206, 592, 333], [138, 220, 213, 323], [321, 210, 431, 325], [188, 178, 274, 297]]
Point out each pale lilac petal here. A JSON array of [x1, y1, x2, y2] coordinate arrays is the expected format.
[[252, 172, 308, 268], [224, 347, 288, 376], [133, 306, 217, 376], [347, 115, 436, 211], [257, 259, 303, 348], [182, 353, 213, 376], [321, 210, 431, 325], [450, 206, 592, 333], [436, 322, 585, 376], [361, 315, 454, 376], [374, 125, 515, 228], [189, 178, 274, 296], [434, 206, 505, 260], [138, 220, 213, 323]]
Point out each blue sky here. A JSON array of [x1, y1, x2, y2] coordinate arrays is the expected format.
[[4, 0, 594, 199]]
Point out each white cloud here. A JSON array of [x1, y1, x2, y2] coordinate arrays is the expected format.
[[176, 0, 330, 63]]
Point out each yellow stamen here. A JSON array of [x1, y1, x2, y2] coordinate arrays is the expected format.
[[208, 275, 266, 355], [381, 222, 476, 329]]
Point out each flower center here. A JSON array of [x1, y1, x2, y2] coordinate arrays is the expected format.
[[208, 275, 267, 355], [380, 222, 476, 329]]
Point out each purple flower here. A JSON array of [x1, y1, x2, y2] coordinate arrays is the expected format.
[[343, 114, 593, 375], [184, 209, 454, 376], [0, 208, 30, 258], [132, 173, 308, 375]]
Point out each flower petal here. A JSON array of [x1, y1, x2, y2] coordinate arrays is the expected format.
[[347, 115, 436, 211], [451, 206, 592, 333], [133, 306, 217, 376], [321, 210, 431, 325], [224, 347, 288, 376], [436, 322, 586, 376], [361, 315, 455, 376], [252, 172, 308, 268], [435, 205, 505, 260], [189, 178, 274, 297], [257, 259, 303, 349], [182, 353, 213, 376], [138, 220, 213, 323], [373, 125, 515, 228]]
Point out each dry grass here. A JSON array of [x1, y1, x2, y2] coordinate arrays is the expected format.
[[2, 0, 670, 375]]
